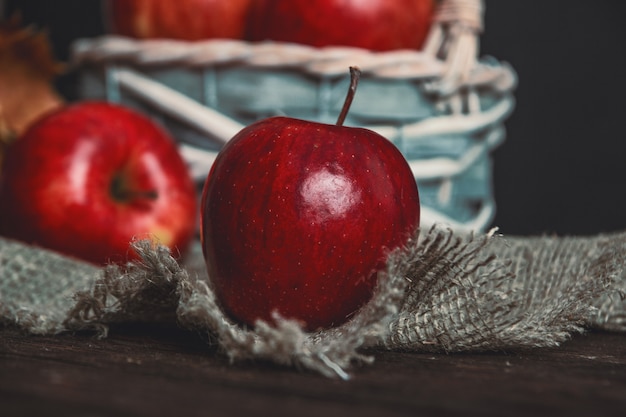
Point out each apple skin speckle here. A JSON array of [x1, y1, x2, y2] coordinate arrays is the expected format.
[[201, 116, 420, 331]]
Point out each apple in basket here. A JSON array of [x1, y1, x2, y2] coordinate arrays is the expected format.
[[0, 101, 198, 265], [246, 0, 435, 51], [201, 68, 420, 331], [106, 0, 253, 40]]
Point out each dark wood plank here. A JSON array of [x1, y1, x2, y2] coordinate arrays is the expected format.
[[1, 324, 625, 417]]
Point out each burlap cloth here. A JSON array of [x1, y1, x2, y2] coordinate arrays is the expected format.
[[1, 227, 625, 379]]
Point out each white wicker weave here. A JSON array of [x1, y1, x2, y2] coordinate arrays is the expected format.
[[71, 0, 516, 232]]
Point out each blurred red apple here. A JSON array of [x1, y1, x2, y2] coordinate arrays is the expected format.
[[0, 101, 198, 265], [201, 68, 420, 331], [106, 0, 253, 40], [246, 0, 435, 51]]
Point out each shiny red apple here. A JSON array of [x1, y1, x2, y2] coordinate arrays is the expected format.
[[246, 0, 435, 51], [0, 101, 198, 265], [106, 0, 253, 40], [201, 68, 420, 331]]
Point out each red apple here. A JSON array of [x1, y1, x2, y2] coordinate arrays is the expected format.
[[246, 0, 435, 51], [201, 68, 420, 331], [106, 0, 253, 40], [0, 101, 198, 265]]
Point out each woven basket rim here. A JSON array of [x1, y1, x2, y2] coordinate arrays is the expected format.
[[75, 0, 490, 87]]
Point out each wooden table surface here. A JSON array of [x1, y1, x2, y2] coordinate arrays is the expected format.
[[1, 324, 625, 417]]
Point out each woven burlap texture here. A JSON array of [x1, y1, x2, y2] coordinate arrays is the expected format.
[[1, 227, 625, 379]]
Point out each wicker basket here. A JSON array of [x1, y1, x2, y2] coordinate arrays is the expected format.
[[71, 0, 516, 232]]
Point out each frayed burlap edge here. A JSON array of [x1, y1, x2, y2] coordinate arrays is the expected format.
[[60, 240, 407, 379], [2, 226, 625, 379], [385, 228, 625, 352]]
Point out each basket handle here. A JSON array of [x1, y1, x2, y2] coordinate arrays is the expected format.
[[423, 0, 484, 96]]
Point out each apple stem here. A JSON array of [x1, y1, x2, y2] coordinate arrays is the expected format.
[[110, 175, 158, 202], [336, 66, 361, 127]]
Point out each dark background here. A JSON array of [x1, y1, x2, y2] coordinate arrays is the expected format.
[[3, 0, 626, 236]]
